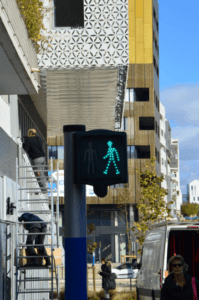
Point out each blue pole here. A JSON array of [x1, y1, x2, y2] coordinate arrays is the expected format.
[[93, 251, 95, 266], [63, 125, 87, 300]]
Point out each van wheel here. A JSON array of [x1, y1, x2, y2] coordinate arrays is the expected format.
[[136, 287, 140, 300]]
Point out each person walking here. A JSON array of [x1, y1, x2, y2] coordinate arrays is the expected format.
[[18, 213, 51, 267], [98, 258, 111, 299], [161, 254, 199, 300], [22, 128, 48, 194]]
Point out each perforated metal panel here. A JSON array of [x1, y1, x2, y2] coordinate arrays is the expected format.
[[0, 127, 17, 181]]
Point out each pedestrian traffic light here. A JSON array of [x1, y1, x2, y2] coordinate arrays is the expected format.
[[73, 129, 128, 197]]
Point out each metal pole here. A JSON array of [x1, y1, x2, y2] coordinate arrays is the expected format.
[[92, 265, 96, 292], [15, 157, 19, 300], [63, 125, 87, 300], [57, 162, 60, 299], [50, 157, 54, 300]]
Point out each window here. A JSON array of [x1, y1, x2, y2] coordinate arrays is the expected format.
[[127, 146, 135, 159], [48, 146, 58, 159], [162, 158, 164, 166], [134, 88, 149, 102], [161, 130, 164, 136], [139, 117, 155, 130], [122, 117, 128, 130], [54, 0, 84, 28], [153, 7, 156, 20], [125, 89, 134, 102], [135, 146, 150, 159], [175, 154, 177, 159], [58, 146, 64, 159], [193, 197, 195, 201], [198, 197, 199, 201]]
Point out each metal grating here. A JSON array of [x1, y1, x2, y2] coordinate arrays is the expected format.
[[0, 127, 17, 181]]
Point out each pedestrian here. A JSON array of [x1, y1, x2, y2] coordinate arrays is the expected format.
[[18, 213, 51, 267], [22, 129, 48, 194], [160, 254, 199, 300], [98, 258, 111, 299]]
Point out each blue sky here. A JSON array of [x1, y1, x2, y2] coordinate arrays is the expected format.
[[159, 1, 199, 194]]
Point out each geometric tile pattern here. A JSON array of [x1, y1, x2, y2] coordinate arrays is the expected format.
[[38, 0, 129, 69]]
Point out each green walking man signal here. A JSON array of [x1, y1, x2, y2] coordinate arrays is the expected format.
[[74, 129, 128, 197], [103, 140, 120, 175]]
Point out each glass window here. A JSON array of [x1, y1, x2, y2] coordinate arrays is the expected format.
[[131, 146, 135, 158], [58, 146, 64, 159], [127, 146, 131, 159], [193, 197, 195, 201], [125, 89, 129, 102], [198, 197, 199, 201], [50, 146, 58, 159], [87, 210, 100, 226], [191, 186, 193, 190], [129, 89, 134, 102], [48, 146, 52, 159], [100, 211, 111, 226], [117, 211, 126, 227]]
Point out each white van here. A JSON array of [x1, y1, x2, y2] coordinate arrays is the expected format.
[[136, 221, 199, 300]]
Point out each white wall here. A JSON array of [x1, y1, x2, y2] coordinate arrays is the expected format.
[[189, 179, 199, 204], [0, 95, 11, 137]]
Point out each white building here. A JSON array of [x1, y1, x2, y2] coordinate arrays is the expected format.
[[159, 102, 182, 219], [170, 139, 183, 216], [0, 0, 64, 298], [159, 102, 174, 217], [188, 180, 199, 204]]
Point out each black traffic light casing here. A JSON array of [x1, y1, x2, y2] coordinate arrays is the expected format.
[[73, 129, 128, 187]]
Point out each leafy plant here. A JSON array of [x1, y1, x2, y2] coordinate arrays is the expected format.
[[181, 203, 199, 216], [130, 157, 175, 254], [15, 0, 53, 54]]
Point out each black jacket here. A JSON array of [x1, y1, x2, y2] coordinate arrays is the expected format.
[[23, 136, 45, 160], [160, 272, 199, 300], [99, 261, 111, 290], [18, 213, 46, 231]]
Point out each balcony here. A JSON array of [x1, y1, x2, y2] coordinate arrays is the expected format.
[[0, 0, 40, 94]]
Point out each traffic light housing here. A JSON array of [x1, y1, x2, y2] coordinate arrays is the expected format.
[[73, 129, 128, 197]]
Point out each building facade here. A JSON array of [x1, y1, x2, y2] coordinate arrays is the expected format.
[[47, 0, 164, 262], [188, 180, 199, 204], [0, 0, 65, 297]]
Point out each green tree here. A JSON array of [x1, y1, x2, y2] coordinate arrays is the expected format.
[[181, 203, 199, 217], [130, 157, 175, 254], [116, 183, 132, 256]]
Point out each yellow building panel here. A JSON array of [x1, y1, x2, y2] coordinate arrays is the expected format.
[[144, 24, 152, 50], [136, 43, 144, 63], [144, 0, 152, 24], [136, 18, 144, 43], [129, 37, 135, 63], [129, 0, 135, 12], [136, 0, 143, 18], [129, 15, 135, 37], [145, 48, 153, 64]]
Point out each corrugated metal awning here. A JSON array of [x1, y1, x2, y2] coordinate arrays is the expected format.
[[31, 67, 124, 137]]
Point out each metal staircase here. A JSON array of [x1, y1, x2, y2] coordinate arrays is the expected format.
[[15, 157, 60, 300]]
